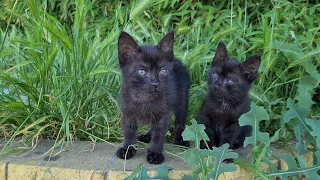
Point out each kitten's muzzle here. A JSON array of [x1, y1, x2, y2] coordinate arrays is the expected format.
[[211, 84, 219, 91], [211, 80, 225, 90], [152, 82, 160, 92]]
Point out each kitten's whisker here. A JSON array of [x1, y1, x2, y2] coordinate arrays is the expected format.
[[223, 93, 241, 111]]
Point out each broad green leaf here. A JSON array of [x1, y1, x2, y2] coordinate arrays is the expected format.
[[183, 148, 211, 168], [297, 155, 319, 179], [283, 99, 309, 123], [278, 154, 299, 171], [273, 40, 302, 59], [125, 166, 171, 180], [288, 48, 320, 68], [239, 103, 270, 147], [295, 76, 316, 109], [283, 98, 311, 155], [270, 129, 280, 143], [182, 119, 209, 148], [235, 160, 269, 180], [267, 151, 320, 179], [125, 163, 143, 180], [153, 166, 172, 179], [294, 125, 306, 155], [204, 144, 238, 180], [265, 129, 280, 157], [301, 62, 320, 85], [305, 118, 320, 149], [182, 175, 194, 180]]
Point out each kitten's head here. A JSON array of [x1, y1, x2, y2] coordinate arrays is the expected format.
[[208, 41, 261, 108], [118, 31, 174, 101]]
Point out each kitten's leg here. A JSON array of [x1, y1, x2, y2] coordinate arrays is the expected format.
[[217, 123, 242, 163], [116, 117, 138, 159], [173, 105, 190, 147], [218, 124, 252, 163], [233, 125, 252, 149], [218, 123, 240, 149], [138, 129, 152, 143], [147, 114, 170, 164]]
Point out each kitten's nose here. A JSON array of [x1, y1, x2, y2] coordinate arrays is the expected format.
[[212, 84, 219, 91], [152, 82, 159, 87]]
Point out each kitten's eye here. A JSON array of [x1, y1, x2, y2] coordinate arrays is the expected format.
[[138, 69, 147, 75], [226, 79, 235, 84], [159, 68, 167, 75], [212, 72, 218, 79]]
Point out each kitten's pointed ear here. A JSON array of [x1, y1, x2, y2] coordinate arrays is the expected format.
[[241, 55, 261, 81], [213, 41, 228, 64], [157, 31, 174, 57], [118, 32, 140, 67]]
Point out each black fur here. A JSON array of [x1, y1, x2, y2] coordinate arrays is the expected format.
[[138, 130, 152, 143], [199, 41, 261, 150], [116, 146, 136, 159], [116, 31, 190, 164]]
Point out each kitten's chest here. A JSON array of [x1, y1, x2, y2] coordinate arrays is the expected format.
[[205, 111, 239, 135], [208, 111, 238, 123], [205, 99, 247, 123], [125, 102, 168, 124]]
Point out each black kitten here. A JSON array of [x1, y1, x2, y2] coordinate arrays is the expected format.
[[116, 31, 190, 164], [199, 42, 260, 149]]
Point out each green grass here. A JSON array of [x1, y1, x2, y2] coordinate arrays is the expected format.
[[0, 0, 319, 163]]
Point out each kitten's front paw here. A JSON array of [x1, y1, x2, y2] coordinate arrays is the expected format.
[[138, 134, 151, 143], [174, 137, 190, 147], [147, 152, 164, 164], [116, 146, 136, 159]]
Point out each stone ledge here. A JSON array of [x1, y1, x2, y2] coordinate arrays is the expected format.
[[1, 162, 257, 180], [0, 140, 314, 180], [2, 164, 193, 180]]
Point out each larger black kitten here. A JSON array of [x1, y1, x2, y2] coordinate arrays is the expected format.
[[116, 31, 190, 164], [199, 42, 260, 149]]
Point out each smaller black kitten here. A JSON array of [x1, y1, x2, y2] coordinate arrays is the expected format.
[[116, 31, 190, 164], [199, 41, 261, 149]]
